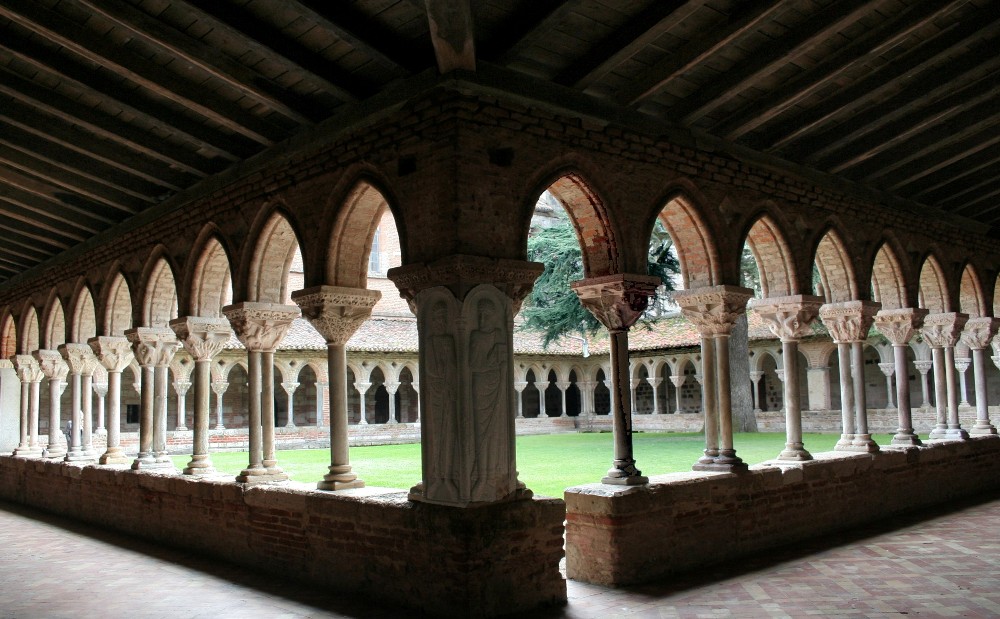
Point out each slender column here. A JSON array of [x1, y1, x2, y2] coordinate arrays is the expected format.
[[670, 374, 685, 412], [751, 295, 824, 461], [385, 381, 400, 423], [914, 360, 933, 409], [878, 363, 896, 409], [125, 327, 179, 471], [280, 382, 300, 427], [315, 379, 328, 427], [698, 335, 718, 462], [89, 336, 133, 465], [572, 273, 661, 485], [355, 382, 372, 424], [35, 350, 68, 459], [835, 343, 854, 447], [173, 380, 191, 431], [873, 308, 928, 446], [850, 340, 877, 450], [954, 358, 971, 407], [749, 371, 763, 412], [223, 302, 298, 484], [538, 377, 548, 418], [922, 312, 969, 440], [59, 344, 89, 461], [629, 378, 640, 416], [649, 377, 662, 415], [12, 356, 43, 456], [557, 380, 570, 417], [293, 286, 380, 491], [577, 381, 593, 416], [80, 357, 98, 458], [514, 381, 527, 418], [93, 381, 107, 435], [960, 317, 1000, 435], [170, 317, 232, 476], [212, 381, 228, 429]]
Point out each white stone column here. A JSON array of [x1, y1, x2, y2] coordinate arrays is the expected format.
[[173, 380, 191, 432], [80, 355, 99, 458], [281, 382, 300, 427], [960, 317, 1000, 436], [670, 374, 685, 412], [573, 273, 661, 485], [577, 380, 593, 416], [125, 327, 179, 471], [211, 380, 228, 430], [649, 377, 663, 415], [59, 344, 93, 462], [223, 302, 298, 483], [315, 379, 328, 427], [922, 312, 969, 441], [93, 380, 107, 436], [874, 308, 928, 446], [12, 356, 43, 457], [751, 295, 824, 461], [385, 381, 400, 423], [749, 370, 763, 413], [538, 376, 548, 418], [629, 378, 640, 415], [171, 317, 232, 476], [878, 363, 896, 410], [914, 360, 933, 409], [954, 357, 971, 407], [34, 349, 68, 459], [513, 381, 527, 418], [355, 381, 371, 424], [294, 286, 380, 491], [89, 336, 133, 465], [557, 380, 570, 417]]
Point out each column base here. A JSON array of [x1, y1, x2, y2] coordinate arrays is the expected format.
[[970, 422, 997, 436], [602, 459, 648, 486], [214, 424, 225, 431], [95, 428, 107, 436], [317, 478, 365, 491], [891, 431, 923, 446], [174, 425, 188, 432], [12, 446, 43, 457], [850, 434, 880, 453], [99, 451, 130, 465], [41, 446, 66, 459], [777, 445, 812, 461], [64, 449, 96, 463], [236, 467, 288, 484], [928, 425, 950, 440], [834, 434, 855, 451], [944, 427, 970, 440], [692, 460, 748, 474], [183, 455, 216, 476]]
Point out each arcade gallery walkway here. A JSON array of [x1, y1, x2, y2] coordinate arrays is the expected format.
[[2, 494, 997, 619]]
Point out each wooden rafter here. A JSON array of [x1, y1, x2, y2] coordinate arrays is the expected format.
[[909, 147, 1000, 202], [884, 131, 1000, 194], [0, 167, 112, 230], [483, 0, 577, 63], [295, 0, 421, 73]]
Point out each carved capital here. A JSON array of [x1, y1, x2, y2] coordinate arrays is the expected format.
[[913, 359, 933, 373], [170, 316, 233, 361], [33, 349, 69, 382], [211, 381, 229, 395], [571, 273, 661, 332], [878, 362, 895, 377], [873, 307, 929, 346], [749, 295, 824, 342], [125, 327, 179, 368], [920, 312, 968, 349], [673, 285, 753, 336], [59, 342, 98, 376], [387, 255, 543, 313], [960, 316, 1000, 351], [13, 354, 43, 383], [221, 302, 299, 352], [92, 383, 108, 397], [88, 336, 134, 373], [292, 285, 381, 345], [281, 382, 300, 395], [818, 300, 881, 343]]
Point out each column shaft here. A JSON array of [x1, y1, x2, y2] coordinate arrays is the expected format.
[[101, 371, 125, 464], [779, 339, 810, 460], [697, 334, 718, 465], [851, 341, 877, 451], [971, 348, 996, 434], [319, 343, 362, 490], [929, 347, 948, 439], [892, 345, 921, 445], [184, 359, 215, 475], [604, 329, 646, 484]]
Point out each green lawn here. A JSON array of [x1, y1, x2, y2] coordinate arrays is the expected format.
[[176, 432, 896, 498]]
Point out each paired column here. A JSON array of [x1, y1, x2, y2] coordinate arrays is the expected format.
[[751, 295, 824, 461], [171, 317, 232, 475], [514, 381, 527, 418], [670, 374, 685, 412], [922, 312, 969, 440], [12, 355, 43, 456], [223, 302, 298, 483], [89, 336, 134, 464], [675, 285, 754, 473], [873, 308, 928, 446], [819, 300, 880, 453], [293, 286, 380, 491], [572, 273, 660, 484], [125, 327, 179, 470], [959, 317, 999, 436], [34, 350, 69, 459], [60, 343, 99, 463]]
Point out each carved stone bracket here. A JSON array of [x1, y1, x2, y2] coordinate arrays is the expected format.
[[222, 302, 299, 352], [873, 308, 929, 346], [818, 300, 881, 344], [13, 354, 43, 383], [921, 312, 969, 349], [292, 285, 381, 345], [960, 317, 1000, 351], [387, 255, 543, 313], [59, 343, 97, 376], [673, 285, 753, 336], [170, 316, 233, 361], [749, 295, 824, 342], [33, 349, 69, 381], [571, 273, 661, 332], [125, 327, 179, 367]]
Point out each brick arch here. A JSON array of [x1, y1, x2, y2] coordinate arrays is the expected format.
[[812, 229, 857, 303], [959, 264, 986, 317], [651, 192, 719, 288], [142, 254, 179, 327], [752, 348, 782, 373], [41, 291, 66, 349], [18, 303, 39, 353], [870, 242, 908, 310], [326, 179, 397, 288], [1, 311, 16, 359], [247, 211, 302, 303], [742, 214, 796, 297], [103, 270, 133, 336], [189, 234, 233, 318], [69, 280, 98, 342], [918, 254, 950, 313]]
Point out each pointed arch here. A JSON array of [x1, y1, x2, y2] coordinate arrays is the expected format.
[[143, 254, 179, 327], [19, 303, 39, 353], [870, 242, 908, 310], [959, 264, 986, 318], [812, 229, 857, 303], [103, 271, 133, 336], [190, 234, 234, 318], [1, 311, 16, 359], [69, 280, 98, 342], [41, 291, 66, 349], [650, 191, 719, 288], [743, 214, 796, 298], [918, 254, 950, 313], [326, 179, 401, 289], [247, 211, 302, 303]]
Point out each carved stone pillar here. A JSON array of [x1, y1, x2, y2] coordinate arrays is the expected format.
[[211, 380, 228, 429], [749, 370, 763, 412], [577, 381, 593, 416], [89, 336, 133, 464], [12, 355, 43, 457], [388, 255, 542, 505], [922, 312, 969, 440], [675, 286, 753, 472], [959, 317, 1000, 436], [125, 327, 179, 470], [571, 273, 660, 485], [34, 349, 68, 459], [223, 302, 298, 483], [629, 378, 641, 415], [913, 360, 933, 410], [171, 317, 232, 476], [294, 286, 380, 491], [80, 353, 99, 458], [384, 381, 400, 423], [874, 308, 928, 446], [513, 381, 527, 418], [751, 295, 824, 461]]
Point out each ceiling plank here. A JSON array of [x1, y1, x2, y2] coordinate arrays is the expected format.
[[0, 197, 86, 245], [932, 162, 1000, 210], [0, 167, 114, 230], [958, 186, 1000, 219], [482, 0, 578, 63], [618, 1, 784, 107], [908, 146, 1000, 202], [0, 240, 49, 263], [0, 226, 65, 256], [884, 130, 1000, 194]]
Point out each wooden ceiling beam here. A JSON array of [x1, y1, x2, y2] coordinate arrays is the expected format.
[[618, 1, 784, 107], [0, 167, 114, 230], [482, 0, 578, 64], [0, 197, 85, 246], [0, 239, 49, 264], [0, 253, 34, 272], [931, 162, 1000, 211], [958, 186, 1000, 219], [0, 226, 65, 257], [884, 131, 1000, 194], [909, 146, 1000, 202]]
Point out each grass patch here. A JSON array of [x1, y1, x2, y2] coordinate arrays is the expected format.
[[175, 432, 896, 498]]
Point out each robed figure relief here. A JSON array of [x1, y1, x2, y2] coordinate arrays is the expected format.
[[469, 297, 510, 498], [422, 298, 459, 501]]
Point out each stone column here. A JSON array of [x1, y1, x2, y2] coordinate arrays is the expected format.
[[960, 317, 1000, 436], [749, 371, 763, 412], [572, 273, 660, 485], [384, 381, 400, 423], [171, 317, 232, 476], [315, 378, 328, 427], [93, 380, 107, 436], [751, 295, 824, 461], [914, 360, 932, 409], [12, 356, 43, 456], [388, 255, 543, 504], [80, 354, 99, 458], [281, 382, 300, 427], [649, 377, 662, 415], [223, 302, 298, 483], [294, 286, 380, 491], [922, 312, 969, 440], [355, 381, 371, 424], [125, 327, 179, 470], [675, 285, 754, 473], [89, 336, 133, 464], [538, 376, 548, 418], [954, 357, 971, 407], [173, 380, 191, 432], [874, 308, 928, 446], [577, 381, 593, 416], [878, 363, 896, 409], [59, 344, 93, 462], [557, 380, 570, 417], [34, 349, 68, 459], [670, 374, 685, 412], [629, 378, 640, 415], [513, 381, 527, 418]]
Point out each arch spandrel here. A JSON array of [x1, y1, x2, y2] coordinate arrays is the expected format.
[[870, 243, 908, 310], [812, 229, 857, 303], [958, 263, 986, 318], [917, 254, 950, 313], [742, 213, 797, 298]]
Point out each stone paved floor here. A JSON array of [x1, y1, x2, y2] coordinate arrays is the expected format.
[[1, 495, 998, 619]]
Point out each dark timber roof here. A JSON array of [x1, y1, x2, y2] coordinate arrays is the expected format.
[[0, 0, 998, 283]]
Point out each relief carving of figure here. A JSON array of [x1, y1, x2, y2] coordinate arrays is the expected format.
[[425, 301, 458, 499], [469, 297, 510, 498]]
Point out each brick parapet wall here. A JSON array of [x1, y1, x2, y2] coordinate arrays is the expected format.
[[564, 436, 1000, 586], [0, 457, 567, 617]]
